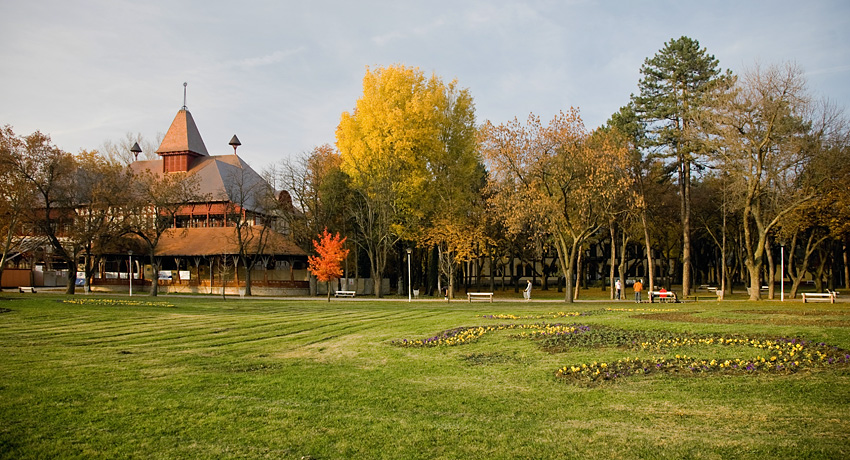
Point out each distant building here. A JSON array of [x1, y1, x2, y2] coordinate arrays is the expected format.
[[119, 107, 309, 295], [4, 107, 309, 295]]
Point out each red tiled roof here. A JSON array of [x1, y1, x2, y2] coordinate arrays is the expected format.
[[154, 226, 306, 257]]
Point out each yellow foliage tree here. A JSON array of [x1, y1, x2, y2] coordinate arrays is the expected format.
[[336, 64, 481, 297]]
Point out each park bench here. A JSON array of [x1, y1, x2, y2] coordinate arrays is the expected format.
[[686, 286, 722, 301], [18, 286, 36, 293], [333, 290, 356, 298], [467, 292, 494, 302], [745, 286, 770, 296], [801, 291, 837, 303], [648, 290, 677, 303]]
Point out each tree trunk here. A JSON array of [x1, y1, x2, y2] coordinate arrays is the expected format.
[[619, 230, 629, 299], [244, 258, 253, 296], [681, 158, 692, 297], [149, 255, 160, 297], [640, 212, 655, 292], [813, 248, 828, 293], [65, 266, 76, 295], [609, 221, 616, 300], [573, 245, 583, 300], [765, 239, 775, 300], [841, 237, 850, 289]]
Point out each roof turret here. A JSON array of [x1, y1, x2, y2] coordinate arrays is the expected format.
[[156, 109, 209, 157]]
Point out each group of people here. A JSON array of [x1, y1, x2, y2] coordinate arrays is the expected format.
[[615, 278, 644, 303], [520, 278, 645, 302]]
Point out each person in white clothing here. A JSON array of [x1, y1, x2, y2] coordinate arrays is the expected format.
[[523, 280, 532, 301]]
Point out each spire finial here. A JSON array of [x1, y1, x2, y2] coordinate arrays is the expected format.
[[130, 142, 142, 161], [229, 135, 241, 154], [182, 82, 188, 110]]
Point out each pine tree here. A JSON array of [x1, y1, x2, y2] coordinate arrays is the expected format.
[[633, 36, 730, 297]]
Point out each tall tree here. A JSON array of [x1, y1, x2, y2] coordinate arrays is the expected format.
[[0, 126, 37, 286], [634, 36, 731, 297], [603, 103, 658, 293], [336, 64, 479, 297], [268, 145, 352, 250], [222, 159, 278, 296], [67, 150, 133, 292], [481, 110, 630, 302], [418, 82, 485, 299], [125, 170, 202, 296], [9, 130, 79, 293], [713, 63, 820, 299]]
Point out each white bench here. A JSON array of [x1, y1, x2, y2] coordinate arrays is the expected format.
[[648, 290, 677, 303], [333, 290, 356, 298], [801, 291, 836, 303], [467, 292, 494, 302], [18, 286, 37, 293]]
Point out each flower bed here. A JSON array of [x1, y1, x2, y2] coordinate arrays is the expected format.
[[479, 311, 587, 320], [392, 323, 589, 347], [395, 315, 850, 385], [554, 330, 850, 384], [62, 298, 175, 308]]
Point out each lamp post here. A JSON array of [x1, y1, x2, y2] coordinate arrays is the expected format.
[[128, 251, 133, 297], [407, 248, 412, 302], [781, 244, 785, 302]]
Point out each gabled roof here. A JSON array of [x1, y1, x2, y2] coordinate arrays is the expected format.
[[155, 109, 209, 156], [154, 226, 307, 257]]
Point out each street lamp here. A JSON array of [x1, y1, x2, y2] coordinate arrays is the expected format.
[[406, 248, 412, 302], [128, 251, 133, 297], [780, 244, 785, 302]]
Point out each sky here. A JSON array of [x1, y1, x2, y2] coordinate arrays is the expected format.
[[2, 0, 849, 171]]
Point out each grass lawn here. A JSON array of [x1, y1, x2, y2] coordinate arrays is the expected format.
[[1, 293, 849, 459]]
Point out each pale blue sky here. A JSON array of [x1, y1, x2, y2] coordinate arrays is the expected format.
[[1, 0, 848, 171]]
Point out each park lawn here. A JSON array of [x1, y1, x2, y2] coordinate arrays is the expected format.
[[1, 294, 848, 459]]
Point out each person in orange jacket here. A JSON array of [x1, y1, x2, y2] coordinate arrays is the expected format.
[[633, 279, 643, 303]]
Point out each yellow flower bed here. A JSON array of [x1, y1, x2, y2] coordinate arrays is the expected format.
[[62, 298, 175, 308]]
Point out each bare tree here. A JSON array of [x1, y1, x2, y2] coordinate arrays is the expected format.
[[714, 63, 823, 299], [125, 170, 202, 296], [0, 126, 38, 285], [100, 132, 163, 165], [222, 160, 277, 296], [8, 130, 79, 294]]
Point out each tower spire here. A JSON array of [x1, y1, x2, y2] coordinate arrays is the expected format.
[[182, 82, 188, 110]]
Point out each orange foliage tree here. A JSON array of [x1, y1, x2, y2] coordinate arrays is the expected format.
[[481, 109, 631, 302], [308, 229, 350, 301]]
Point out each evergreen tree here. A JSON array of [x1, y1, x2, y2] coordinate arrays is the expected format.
[[633, 36, 731, 297]]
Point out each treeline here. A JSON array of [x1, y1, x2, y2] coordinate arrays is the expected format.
[[271, 37, 849, 302]]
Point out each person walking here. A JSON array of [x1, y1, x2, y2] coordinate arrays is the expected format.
[[523, 280, 532, 301], [633, 279, 643, 303], [615, 279, 621, 300]]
